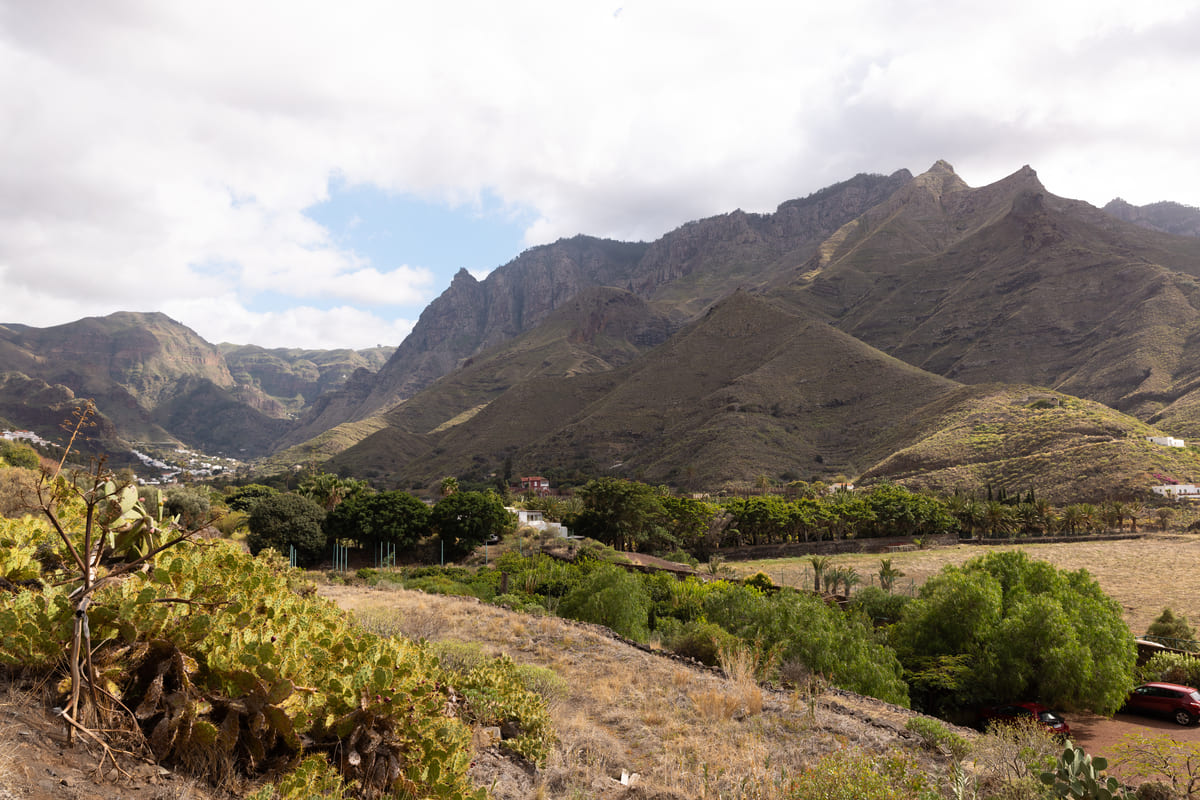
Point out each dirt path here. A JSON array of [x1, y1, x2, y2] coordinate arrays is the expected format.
[[1069, 710, 1200, 784]]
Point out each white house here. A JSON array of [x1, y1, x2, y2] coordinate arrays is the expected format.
[[1151, 484, 1200, 499], [1147, 436, 1186, 448], [506, 507, 572, 537]]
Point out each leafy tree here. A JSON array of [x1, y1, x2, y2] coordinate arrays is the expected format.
[[822, 491, 876, 540], [558, 564, 650, 641], [430, 491, 512, 560], [862, 484, 954, 539], [323, 490, 430, 552], [892, 551, 1136, 714], [1145, 607, 1197, 650], [246, 493, 328, 566], [658, 495, 718, 556], [225, 483, 278, 513], [702, 582, 909, 705], [573, 477, 665, 551]]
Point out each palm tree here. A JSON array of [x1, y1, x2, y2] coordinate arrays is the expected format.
[[809, 555, 832, 593], [1105, 500, 1128, 532], [823, 566, 845, 596], [1061, 504, 1085, 535], [840, 568, 862, 598], [878, 558, 905, 593], [1157, 506, 1174, 532], [1127, 500, 1143, 533], [440, 476, 459, 497], [982, 501, 1016, 538]]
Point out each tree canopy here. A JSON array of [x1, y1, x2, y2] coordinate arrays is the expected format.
[[892, 550, 1135, 714], [246, 492, 328, 567], [429, 491, 511, 560], [323, 490, 430, 551]]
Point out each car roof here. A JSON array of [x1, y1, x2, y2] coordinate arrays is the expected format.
[[1141, 682, 1199, 692]]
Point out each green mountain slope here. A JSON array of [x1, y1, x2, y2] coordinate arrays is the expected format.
[[859, 384, 1200, 502]]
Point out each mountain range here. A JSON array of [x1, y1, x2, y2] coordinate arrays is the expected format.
[[5, 161, 1200, 501]]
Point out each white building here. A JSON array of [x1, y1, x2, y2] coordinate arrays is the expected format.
[[1151, 484, 1200, 499], [506, 507, 572, 537], [1147, 436, 1186, 448]]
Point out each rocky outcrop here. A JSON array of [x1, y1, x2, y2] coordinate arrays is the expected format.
[[1103, 198, 1200, 238], [353, 237, 649, 418]]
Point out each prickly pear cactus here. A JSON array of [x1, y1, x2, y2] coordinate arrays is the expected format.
[[1040, 744, 1132, 800]]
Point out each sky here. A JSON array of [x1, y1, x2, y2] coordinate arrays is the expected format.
[[2, 1, 1199, 349]]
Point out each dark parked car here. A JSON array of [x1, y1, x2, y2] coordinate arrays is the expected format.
[[1123, 682, 1200, 726], [978, 702, 1070, 737]]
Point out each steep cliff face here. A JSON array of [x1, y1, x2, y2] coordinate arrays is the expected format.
[[353, 237, 650, 417], [331, 172, 913, 425], [632, 169, 914, 310]]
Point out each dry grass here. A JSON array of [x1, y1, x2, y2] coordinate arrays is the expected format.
[[732, 533, 1200, 635], [317, 582, 947, 800]]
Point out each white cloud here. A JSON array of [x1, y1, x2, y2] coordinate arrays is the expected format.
[[2, 0, 1199, 348]]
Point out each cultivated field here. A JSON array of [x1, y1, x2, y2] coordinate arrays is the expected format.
[[728, 533, 1200, 637]]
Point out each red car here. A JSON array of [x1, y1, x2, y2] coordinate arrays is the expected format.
[[1123, 682, 1200, 726], [978, 702, 1071, 737]]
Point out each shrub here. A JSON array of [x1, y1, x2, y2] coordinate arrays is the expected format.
[[905, 716, 970, 760], [1138, 651, 1200, 687], [164, 486, 212, 530], [853, 585, 911, 625], [1145, 607, 1198, 650], [0, 440, 40, 470], [703, 582, 910, 705], [664, 619, 738, 667], [559, 563, 651, 641], [782, 750, 933, 800], [744, 571, 775, 592]]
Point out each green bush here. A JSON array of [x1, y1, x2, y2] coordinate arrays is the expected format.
[[783, 750, 933, 799], [1145, 607, 1198, 650], [853, 585, 911, 625], [703, 582, 910, 705], [0, 439, 40, 470], [1138, 651, 1200, 687], [664, 619, 738, 667], [164, 486, 213, 530], [905, 716, 970, 760], [559, 563, 651, 641]]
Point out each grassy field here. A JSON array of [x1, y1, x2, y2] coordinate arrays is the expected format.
[[728, 533, 1200, 638]]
